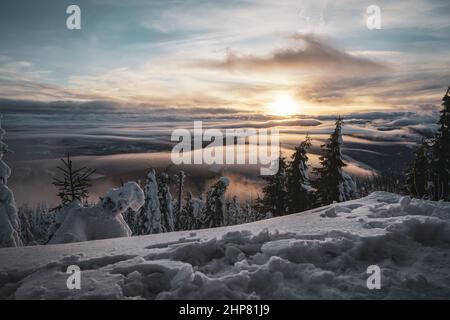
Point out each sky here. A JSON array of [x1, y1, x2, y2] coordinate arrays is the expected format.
[[0, 0, 450, 116]]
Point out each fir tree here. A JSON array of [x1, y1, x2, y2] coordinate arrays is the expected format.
[[405, 138, 433, 198], [314, 117, 357, 205], [141, 169, 163, 234], [174, 171, 185, 230], [158, 171, 175, 232], [52, 153, 95, 210], [226, 196, 243, 225], [0, 117, 22, 247], [430, 87, 450, 200], [200, 177, 229, 228], [286, 135, 314, 213], [405, 87, 450, 201], [256, 155, 288, 216], [181, 192, 203, 230]]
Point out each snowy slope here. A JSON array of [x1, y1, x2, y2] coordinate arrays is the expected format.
[[1, 192, 450, 299]]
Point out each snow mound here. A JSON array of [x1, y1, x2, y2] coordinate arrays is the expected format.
[[1, 192, 450, 299], [49, 182, 145, 245]]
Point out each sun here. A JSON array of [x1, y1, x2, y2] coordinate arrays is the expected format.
[[266, 94, 300, 116]]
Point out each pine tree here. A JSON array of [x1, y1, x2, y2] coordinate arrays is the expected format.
[[158, 171, 175, 232], [430, 87, 450, 200], [286, 135, 314, 213], [314, 117, 357, 205], [141, 169, 163, 234], [174, 171, 185, 230], [200, 177, 229, 228], [181, 192, 203, 230], [256, 155, 288, 216], [52, 153, 95, 210], [0, 117, 22, 247], [405, 138, 433, 198], [226, 196, 243, 225], [0, 119, 22, 247]]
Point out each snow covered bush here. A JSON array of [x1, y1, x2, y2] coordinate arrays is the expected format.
[[49, 182, 144, 244], [0, 118, 22, 248], [18, 202, 53, 245]]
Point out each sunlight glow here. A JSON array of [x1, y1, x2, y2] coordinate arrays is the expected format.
[[266, 94, 301, 116]]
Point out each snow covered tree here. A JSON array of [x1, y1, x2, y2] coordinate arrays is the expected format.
[[405, 138, 433, 198], [286, 135, 315, 213], [0, 118, 22, 247], [226, 196, 244, 225], [52, 153, 95, 210], [405, 87, 450, 201], [314, 117, 357, 205], [141, 169, 163, 234], [256, 155, 288, 216], [122, 206, 147, 236], [429, 87, 450, 201], [158, 171, 175, 232], [174, 171, 185, 230], [180, 192, 203, 230], [200, 177, 229, 228]]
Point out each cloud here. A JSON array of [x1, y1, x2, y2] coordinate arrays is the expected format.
[[195, 34, 386, 74]]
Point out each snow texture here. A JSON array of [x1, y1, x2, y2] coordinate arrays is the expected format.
[[49, 182, 144, 244], [1, 192, 450, 299]]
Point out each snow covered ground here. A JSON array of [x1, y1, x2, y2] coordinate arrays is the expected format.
[[1, 192, 450, 300]]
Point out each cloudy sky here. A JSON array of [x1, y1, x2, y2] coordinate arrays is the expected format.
[[1, 0, 449, 115]]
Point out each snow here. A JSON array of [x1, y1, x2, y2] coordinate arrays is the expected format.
[[0, 119, 22, 248], [49, 182, 144, 245], [1, 192, 450, 299]]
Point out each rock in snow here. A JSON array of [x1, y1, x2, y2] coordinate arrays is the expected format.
[[1, 192, 450, 299]]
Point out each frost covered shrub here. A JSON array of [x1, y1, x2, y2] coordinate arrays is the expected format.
[[18, 202, 54, 245]]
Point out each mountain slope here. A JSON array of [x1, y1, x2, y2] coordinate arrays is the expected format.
[[1, 192, 450, 299]]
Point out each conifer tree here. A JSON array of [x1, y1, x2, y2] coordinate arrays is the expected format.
[[174, 171, 185, 230], [314, 117, 357, 205], [286, 135, 314, 213], [158, 171, 175, 232], [430, 87, 450, 200], [141, 169, 163, 234], [201, 177, 229, 228], [405, 138, 432, 198], [256, 155, 288, 216], [181, 192, 203, 230], [0, 117, 22, 247], [52, 153, 95, 210], [226, 196, 243, 225]]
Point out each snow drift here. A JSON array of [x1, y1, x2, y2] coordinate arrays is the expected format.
[[0, 192, 450, 299], [49, 182, 144, 245]]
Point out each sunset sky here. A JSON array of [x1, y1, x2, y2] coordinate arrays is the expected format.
[[0, 0, 449, 115]]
